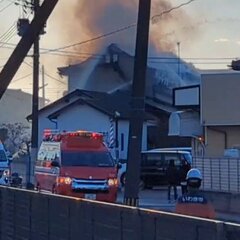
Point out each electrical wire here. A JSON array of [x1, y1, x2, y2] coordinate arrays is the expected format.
[[0, 44, 235, 66], [41, 0, 197, 54], [0, 28, 16, 44], [151, 0, 197, 23], [0, 42, 104, 58], [23, 61, 67, 85], [11, 73, 32, 82], [0, 1, 14, 13], [0, 30, 17, 48], [41, 23, 137, 54], [0, 22, 16, 41], [1, 41, 238, 61]]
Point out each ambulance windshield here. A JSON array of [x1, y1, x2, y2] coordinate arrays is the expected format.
[[61, 151, 115, 167]]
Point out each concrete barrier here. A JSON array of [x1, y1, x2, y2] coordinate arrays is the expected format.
[[202, 190, 240, 215], [0, 187, 240, 240]]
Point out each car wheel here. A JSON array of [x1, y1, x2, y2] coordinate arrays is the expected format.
[[139, 179, 145, 190], [120, 172, 126, 187]]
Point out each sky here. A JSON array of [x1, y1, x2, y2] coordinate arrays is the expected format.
[[0, 0, 240, 101]]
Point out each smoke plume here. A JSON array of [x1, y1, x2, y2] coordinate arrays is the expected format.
[[42, 0, 200, 64]]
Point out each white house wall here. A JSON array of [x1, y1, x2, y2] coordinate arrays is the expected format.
[[56, 105, 109, 132], [37, 95, 81, 146], [117, 120, 148, 160], [41, 104, 147, 161]]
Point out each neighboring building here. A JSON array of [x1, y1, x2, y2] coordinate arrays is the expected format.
[[169, 70, 240, 157], [0, 89, 45, 125], [27, 89, 157, 160]]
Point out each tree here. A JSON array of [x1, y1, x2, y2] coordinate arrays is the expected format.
[[0, 122, 31, 154]]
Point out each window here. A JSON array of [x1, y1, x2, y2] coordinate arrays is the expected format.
[[37, 142, 61, 167], [61, 151, 115, 167], [163, 153, 181, 167], [142, 153, 163, 166]]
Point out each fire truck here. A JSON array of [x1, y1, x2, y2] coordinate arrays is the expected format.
[[35, 129, 119, 202]]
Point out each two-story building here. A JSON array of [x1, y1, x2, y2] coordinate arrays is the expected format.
[[169, 69, 240, 157]]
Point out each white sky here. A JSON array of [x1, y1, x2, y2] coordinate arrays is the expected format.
[[0, 0, 240, 101]]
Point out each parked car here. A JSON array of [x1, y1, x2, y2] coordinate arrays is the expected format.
[[118, 149, 192, 188], [140, 149, 192, 188], [0, 169, 10, 186], [117, 159, 127, 188]]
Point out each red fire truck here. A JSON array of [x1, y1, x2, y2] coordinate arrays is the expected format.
[[35, 129, 119, 202]]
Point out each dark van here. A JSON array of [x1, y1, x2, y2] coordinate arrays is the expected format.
[[140, 149, 192, 189]]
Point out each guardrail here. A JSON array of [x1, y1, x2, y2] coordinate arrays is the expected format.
[[0, 187, 240, 240], [193, 157, 240, 193]]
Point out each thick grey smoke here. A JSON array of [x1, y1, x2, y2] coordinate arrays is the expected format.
[[43, 0, 200, 60]]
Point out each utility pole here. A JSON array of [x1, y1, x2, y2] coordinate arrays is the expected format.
[[27, 0, 40, 189], [177, 42, 181, 76], [0, 0, 58, 99], [124, 0, 151, 206], [41, 65, 46, 106]]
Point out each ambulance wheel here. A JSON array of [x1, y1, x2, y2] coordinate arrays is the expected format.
[[36, 183, 40, 192], [139, 180, 145, 190], [120, 173, 126, 187], [52, 185, 56, 194]]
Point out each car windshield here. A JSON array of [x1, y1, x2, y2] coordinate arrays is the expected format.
[[61, 151, 115, 167], [183, 153, 192, 164], [0, 150, 7, 162]]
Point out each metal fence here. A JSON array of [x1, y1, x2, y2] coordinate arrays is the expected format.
[[193, 157, 240, 193]]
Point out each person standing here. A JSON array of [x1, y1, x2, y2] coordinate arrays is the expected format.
[[175, 168, 216, 219], [180, 161, 191, 195], [166, 159, 178, 202]]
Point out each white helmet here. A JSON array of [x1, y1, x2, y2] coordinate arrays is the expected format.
[[186, 168, 202, 180]]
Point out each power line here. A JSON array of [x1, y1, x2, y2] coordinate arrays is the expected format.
[[1, 42, 237, 64], [23, 61, 66, 85], [0, 1, 14, 13], [41, 0, 197, 53], [0, 29, 17, 47], [11, 73, 32, 82], [0, 22, 16, 41], [151, 0, 197, 23], [41, 23, 137, 54], [0, 41, 104, 58]]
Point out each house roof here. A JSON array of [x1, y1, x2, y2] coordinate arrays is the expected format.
[[57, 43, 131, 77], [26, 89, 105, 121], [199, 69, 240, 75], [47, 90, 155, 121]]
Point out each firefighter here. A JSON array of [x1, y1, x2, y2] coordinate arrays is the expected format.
[[175, 168, 216, 219]]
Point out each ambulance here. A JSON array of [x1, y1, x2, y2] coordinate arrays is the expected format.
[[35, 129, 119, 202]]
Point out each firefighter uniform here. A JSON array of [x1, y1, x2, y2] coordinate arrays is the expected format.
[[175, 193, 216, 219], [175, 168, 216, 219]]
